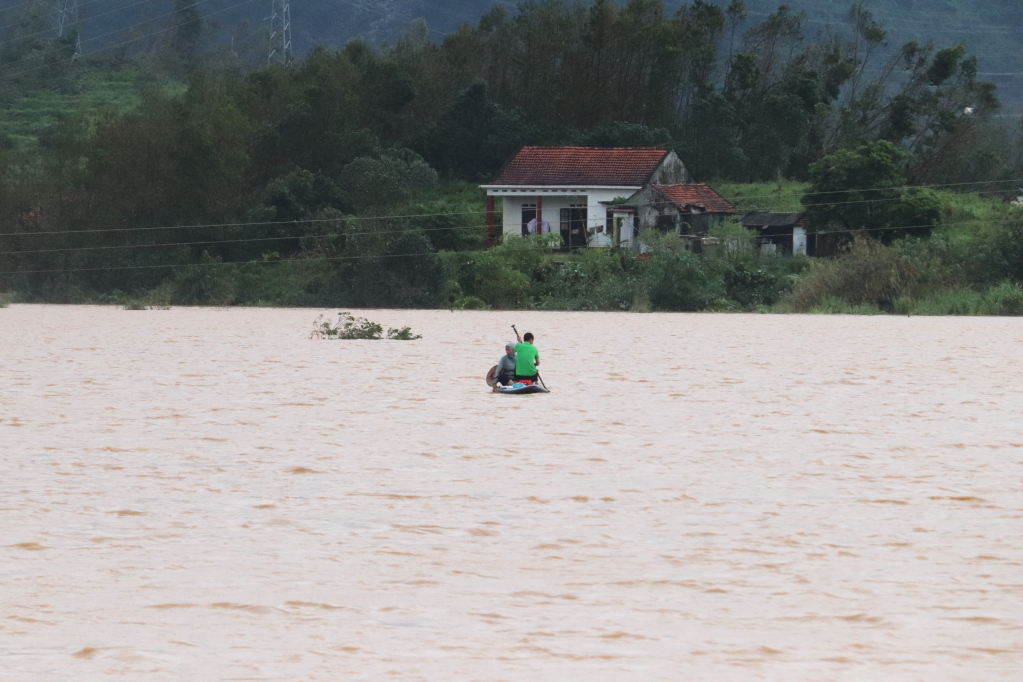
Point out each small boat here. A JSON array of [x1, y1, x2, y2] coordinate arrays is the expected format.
[[497, 382, 550, 395], [486, 365, 550, 394]]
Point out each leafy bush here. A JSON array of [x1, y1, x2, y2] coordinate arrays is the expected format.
[[786, 239, 912, 312], [387, 326, 422, 340], [339, 148, 438, 212], [168, 252, 239, 306], [642, 249, 723, 311], [723, 263, 788, 309], [440, 237, 549, 309], [312, 312, 383, 339], [311, 312, 421, 339], [534, 249, 637, 311]]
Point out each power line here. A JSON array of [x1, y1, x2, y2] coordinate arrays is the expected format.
[[717, 178, 1023, 202], [0, 210, 489, 238], [0, 221, 488, 255], [0, 0, 171, 46], [2, 213, 1020, 258], [2, 0, 222, 61], [1, 215, 1016, 277], [1, 180, 1021, 241], [0, 0, 93, 15]]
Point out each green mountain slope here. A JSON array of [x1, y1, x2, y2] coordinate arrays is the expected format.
[[0, 0, 1019, 109]]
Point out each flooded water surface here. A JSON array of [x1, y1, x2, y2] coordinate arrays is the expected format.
[[2, 305, 1022, 680]]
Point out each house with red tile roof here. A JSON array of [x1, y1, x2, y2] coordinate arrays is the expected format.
[[627, 183, 737, 242], [481, 146, 691, 249]]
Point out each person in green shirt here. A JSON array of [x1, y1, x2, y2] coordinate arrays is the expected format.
[[513, 331, 540, 383]]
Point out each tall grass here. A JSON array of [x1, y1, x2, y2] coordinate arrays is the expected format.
[[785, 239, 912, 312], [893, 282, 1023, 316]]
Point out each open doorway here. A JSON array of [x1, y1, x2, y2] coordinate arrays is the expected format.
[[520, 203, 536, 237], [559, 205, 587, 249]]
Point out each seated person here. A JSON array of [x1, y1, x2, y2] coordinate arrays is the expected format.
[[494, 343, 517, 386]]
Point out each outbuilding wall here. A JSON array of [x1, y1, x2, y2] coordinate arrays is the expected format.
[[648, 151, 692, 185], [630, 185, 730, 246]]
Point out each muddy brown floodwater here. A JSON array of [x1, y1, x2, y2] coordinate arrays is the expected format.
[[1, 305, 1022, 680]]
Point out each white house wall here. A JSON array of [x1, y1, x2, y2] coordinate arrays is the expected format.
[[493, 188, 638, 243]]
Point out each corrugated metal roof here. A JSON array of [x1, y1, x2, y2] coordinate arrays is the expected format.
[[653, 184, 737, 214], [492, 146, 668, 186], [742, 212, 806, 228]]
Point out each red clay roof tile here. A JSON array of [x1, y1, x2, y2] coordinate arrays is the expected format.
[[653, 184, 737, 214], [493, 146, 669, 186]]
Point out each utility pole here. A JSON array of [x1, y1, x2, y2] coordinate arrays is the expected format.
[[52, 0, 81, 58], [268, 0, 292, 66]]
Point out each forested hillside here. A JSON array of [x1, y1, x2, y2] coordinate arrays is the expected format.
[[2, 0, 1020, 106], [1, 0, 1022, 314]]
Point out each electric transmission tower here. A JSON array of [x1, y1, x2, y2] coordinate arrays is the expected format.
[[52, 0, 81, 58], [268, 0, 292, 66]]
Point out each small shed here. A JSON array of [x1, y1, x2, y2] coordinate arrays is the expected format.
[[742, 212, 811, 255], [629, 183, 737, 241]]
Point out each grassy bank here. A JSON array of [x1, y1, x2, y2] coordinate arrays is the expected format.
[[3, 184, 1022, 315]]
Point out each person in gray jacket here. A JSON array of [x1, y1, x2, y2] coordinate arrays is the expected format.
[[494, 343, 517, 386]]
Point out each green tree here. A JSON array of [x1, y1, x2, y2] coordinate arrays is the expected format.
[[411, 80, 536, 179], [802, 140, 940, 241]]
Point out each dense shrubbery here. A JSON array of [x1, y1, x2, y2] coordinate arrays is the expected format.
[[1, 1, 1022, 315], [786, 239, 912, 312]]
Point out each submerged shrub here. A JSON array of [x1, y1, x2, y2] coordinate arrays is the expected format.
[[452, 295, 490, 310], [386, 326, 422, 340], [312, 312, 383, 339], [311, 312, 420, 339]]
